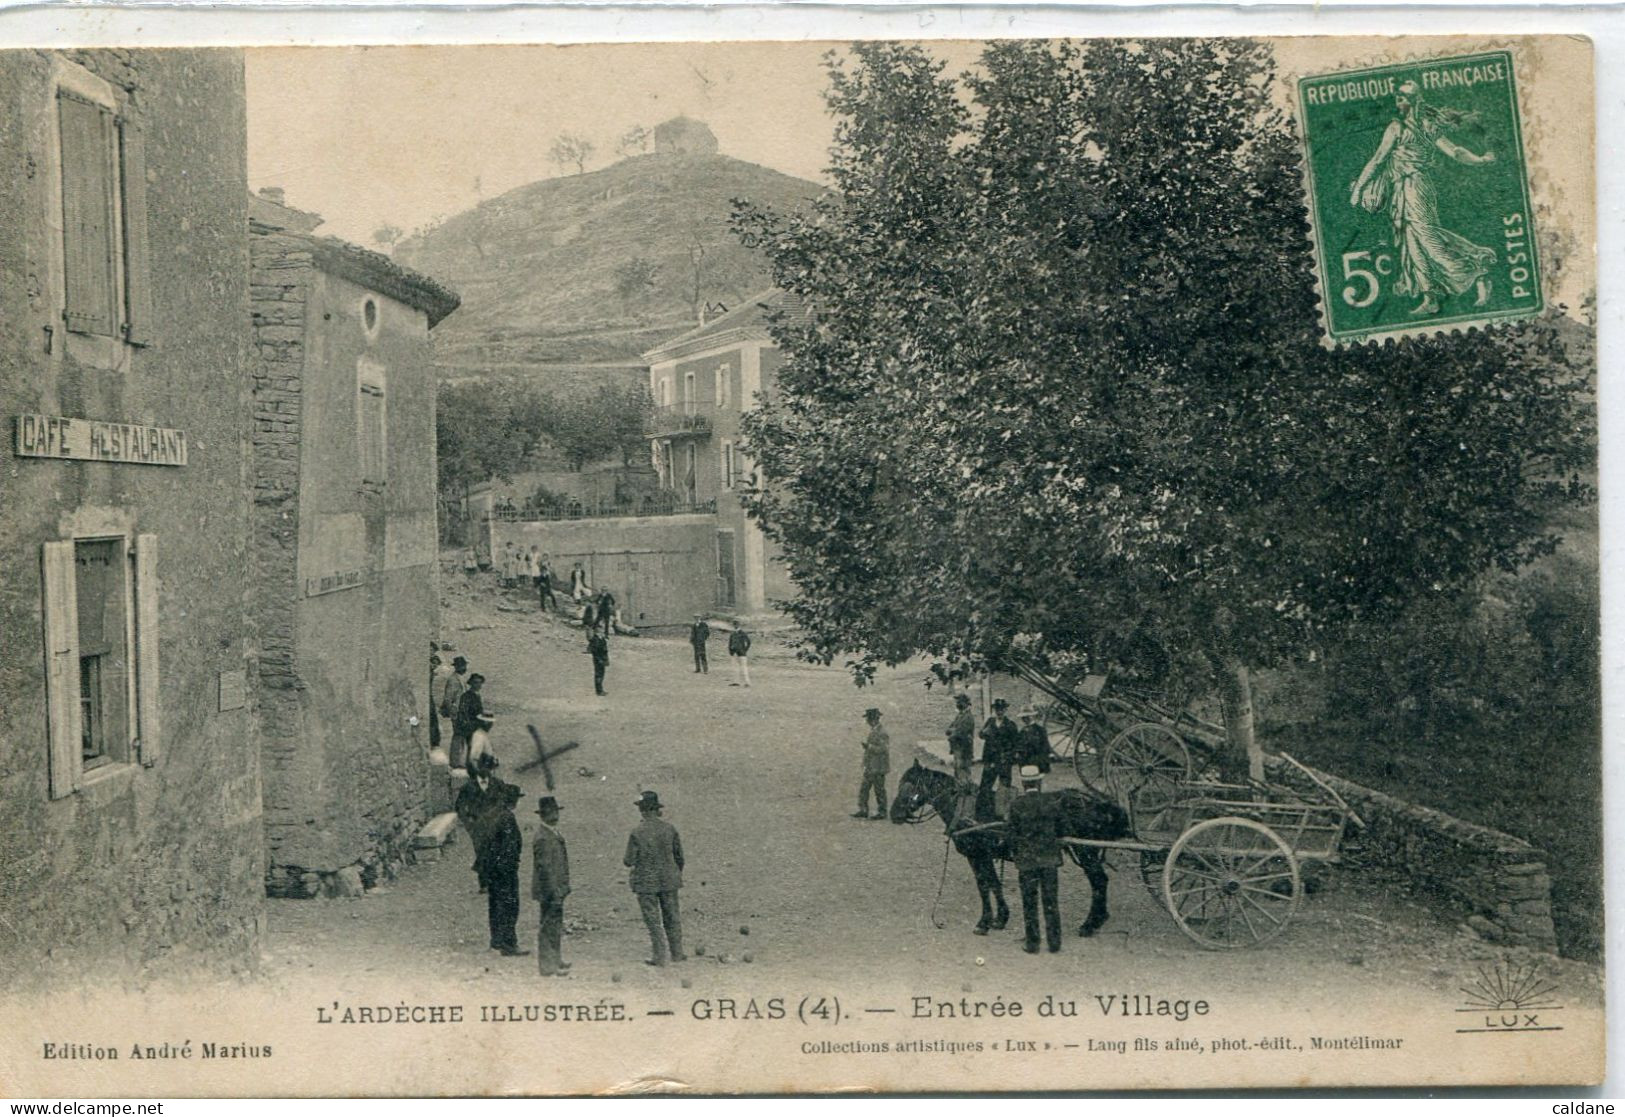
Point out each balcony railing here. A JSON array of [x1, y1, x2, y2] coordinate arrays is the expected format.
[[485, 497, 717, 523], [647, 404, 712, 437]]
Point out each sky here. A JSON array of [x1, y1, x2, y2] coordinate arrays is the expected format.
[[245, 37, 1593, 312], [246, 42, 915, 245]]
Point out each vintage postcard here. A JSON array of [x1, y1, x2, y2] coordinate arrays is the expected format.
[[0, 33, 1600, 1095]]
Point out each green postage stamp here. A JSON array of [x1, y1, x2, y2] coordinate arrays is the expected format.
[[1296, 50, 1542, 345]]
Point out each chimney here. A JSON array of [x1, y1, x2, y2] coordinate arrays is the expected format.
[[257, 186, 286, 206]]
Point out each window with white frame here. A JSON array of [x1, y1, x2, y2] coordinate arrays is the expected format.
[[55, 63, 151, 347], [716, 363, 731, 409], [358, 358, 387, 484], [683, 371, 696, 414], [42, 535, 161, 796], [658, 377, 672, 407]]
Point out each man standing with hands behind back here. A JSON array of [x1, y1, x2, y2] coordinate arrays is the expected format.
[[531, 796, 571, 977], [625, 790, 685, 966]]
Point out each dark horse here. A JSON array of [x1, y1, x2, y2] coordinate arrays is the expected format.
[[890, 761, 1130, 937]]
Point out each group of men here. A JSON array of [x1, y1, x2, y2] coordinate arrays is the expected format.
[[455, 763, 689, 975], [687, 616, 753, 687], [428, 650, 494, 772]]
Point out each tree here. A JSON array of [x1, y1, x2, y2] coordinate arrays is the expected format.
[[372, 224, 403, 253], [732, 41, 1593, 778], [436, 380, 550, 537], [539, 382, 652, 470], [549, 133, 596, 176], [614, 256, 660, 308], [617, 125, 651, 158]]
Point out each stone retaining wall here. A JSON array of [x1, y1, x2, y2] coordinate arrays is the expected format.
[[1265, 756, 1557, 950]]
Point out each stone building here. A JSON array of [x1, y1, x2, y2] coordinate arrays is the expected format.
[[0, 49, 261, 984], [653, 116, 719, 157], [248, 191, 459, 898], [644, 290, 800, 613]]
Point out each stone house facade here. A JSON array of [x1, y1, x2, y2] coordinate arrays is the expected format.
[[644, 290, 799, 614], [0, 49, 262, 985], [248, 192, 459, 898]]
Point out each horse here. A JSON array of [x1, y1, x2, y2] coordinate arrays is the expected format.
[[890, 760, 1130, 937]]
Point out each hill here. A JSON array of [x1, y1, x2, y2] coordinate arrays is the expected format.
[[395, 147, 823, 372]]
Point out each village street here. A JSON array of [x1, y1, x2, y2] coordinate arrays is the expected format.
[[259, 571, 1605, 1033]]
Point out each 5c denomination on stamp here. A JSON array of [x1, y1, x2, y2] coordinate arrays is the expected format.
[[1296, 50, 1542, 345]]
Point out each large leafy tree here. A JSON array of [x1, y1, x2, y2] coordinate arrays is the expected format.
[[733, 40, 1592, 776]]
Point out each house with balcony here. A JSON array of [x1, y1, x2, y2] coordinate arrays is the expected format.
[[643, 290, 801, 612]]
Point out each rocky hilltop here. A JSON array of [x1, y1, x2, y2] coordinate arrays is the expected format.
[[396, 123, 822, 378]]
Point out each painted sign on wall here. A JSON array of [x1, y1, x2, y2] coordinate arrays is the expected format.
[[14, 414, 188, 466]]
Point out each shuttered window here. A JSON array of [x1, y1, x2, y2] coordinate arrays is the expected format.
[[41, 535, 161, 797], [58, 91, 119, 338], [359, 359, 387, 484], [42, 543, 83, 799], [134, 534, 161, 765], [58, 82, 152, 347]]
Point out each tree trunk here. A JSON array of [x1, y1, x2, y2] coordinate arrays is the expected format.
[[1214, 657, 1264, 783]]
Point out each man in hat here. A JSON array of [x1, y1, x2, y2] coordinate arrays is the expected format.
[[531, 796, 571, 977], [727, 621, 752, 687], [624, 791, 685, 966], [587, 628, 610, 696], [1017, 706, 1053, 774], [440, 656, 468, 765], [596, 586, 617, 635], [1006, 764, 1064, 954], [456, 753, 508, 893], [977, 698, 1022, 813], [481, 767, 527, 956], [852, 708, 891, 820], [452, 672, 487, 771], [946, 693, 976, 783], [537, 553, 559, 613], [689, 615, 711, 674]]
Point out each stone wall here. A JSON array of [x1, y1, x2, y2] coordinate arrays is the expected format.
[[491, 514, 718, 626], [1265, 756, 1557, 950], [249, 231, 313, 889], [0, 50, 262, 988], [249, 245, 437, 897]]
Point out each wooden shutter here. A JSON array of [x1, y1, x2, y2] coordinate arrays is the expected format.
[[58, 91, 118, 337], [118, 114, 152, 346], [42, 542, 83, 799], [134, 534, 161, 765]]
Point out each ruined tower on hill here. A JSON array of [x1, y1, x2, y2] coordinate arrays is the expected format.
[[654, 116, 719, 156]]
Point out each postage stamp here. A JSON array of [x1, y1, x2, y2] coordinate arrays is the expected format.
[[1296, 50, 1543, 345]]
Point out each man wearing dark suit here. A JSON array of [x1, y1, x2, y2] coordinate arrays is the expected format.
[[624, 790, 685, 966], [689, 616, 711, 674], [1017, 706, 1053, 774], [531, 796, 571, 977], [455, 753, 503, 893], [452, 672, 486, 772], [946, 693, 976, 783], [977, 697, 1022, 810], [1006, 764, 1065, 954], [587, 630, 610, 696], [475, 760, 527, 956]]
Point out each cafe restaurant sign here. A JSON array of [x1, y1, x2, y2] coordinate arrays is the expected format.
[[14, 414, 188, 466]]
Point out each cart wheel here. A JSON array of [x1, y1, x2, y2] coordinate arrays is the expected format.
[[1162, 817, 1301, 949], [1139, 850, 1169, 911], [1103, 723, 1190, 817], [1068, 710, 1108, 789]]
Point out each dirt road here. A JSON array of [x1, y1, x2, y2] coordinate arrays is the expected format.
[[255, 575, 1603, 1090]]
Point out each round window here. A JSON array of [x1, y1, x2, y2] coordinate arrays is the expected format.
[[362, 298, 379, 332]]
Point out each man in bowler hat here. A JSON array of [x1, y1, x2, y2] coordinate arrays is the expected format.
[[978, 697, 1022, 814], [480, 762, 528, 956], [946, 693, 975, 783], [1007, 764, 1065, 953], [531, 796, 571, 977], [624, 790, 685, 966]]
